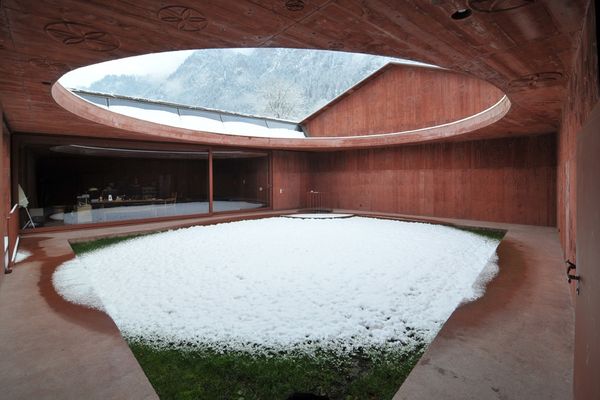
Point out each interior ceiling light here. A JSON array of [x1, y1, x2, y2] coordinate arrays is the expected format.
[[451, 8, 473, 20]]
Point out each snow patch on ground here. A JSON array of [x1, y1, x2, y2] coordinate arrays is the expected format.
[[52, 258, 106, 311], [285, 213, 353, 219], [14, 250, 32, 263], [53, 217, 500, 354], [468, 253, 500, 301]]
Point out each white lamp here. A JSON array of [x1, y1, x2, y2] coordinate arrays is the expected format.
[[18, 184, 35, 229]]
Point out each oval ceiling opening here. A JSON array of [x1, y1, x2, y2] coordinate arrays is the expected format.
[[55, 48, 509, 144]]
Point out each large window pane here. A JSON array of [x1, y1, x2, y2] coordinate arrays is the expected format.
[[18, 142, 209, 228], [213, 151, 270, 212]]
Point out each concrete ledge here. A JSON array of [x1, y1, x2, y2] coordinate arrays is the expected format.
[[0, 235, 158, 400]]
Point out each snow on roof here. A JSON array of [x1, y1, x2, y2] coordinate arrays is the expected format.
[[71, 59, 437, 138], [73, 90, 306, 139]]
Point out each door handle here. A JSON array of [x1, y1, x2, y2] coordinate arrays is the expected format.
[[566, 260, 580, 295]]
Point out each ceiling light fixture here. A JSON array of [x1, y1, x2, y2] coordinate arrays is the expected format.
[[451, 8, 472, 20]]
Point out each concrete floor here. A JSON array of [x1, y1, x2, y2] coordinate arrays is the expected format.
[[389, 217, 574, 400], [0, 209, 293, 400], [0, 210, 574, 399]]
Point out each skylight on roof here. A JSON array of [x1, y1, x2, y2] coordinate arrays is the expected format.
[[59, 48, 425, 122], [55, 48, 506, 143]]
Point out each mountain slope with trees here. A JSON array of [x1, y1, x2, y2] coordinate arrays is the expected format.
[[86, 48, 398, 121]]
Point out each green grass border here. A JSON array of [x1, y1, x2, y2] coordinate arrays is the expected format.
[[127, 342, 425, 400], [68, 219, 504, 399], [455, 226, 506, 241], [69, 233, 148, 255]]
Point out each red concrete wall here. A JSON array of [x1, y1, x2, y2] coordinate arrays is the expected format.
[[575, 101, 600, 400], [272, 150, 312, 210], [561, 2, 600, 399], [558, 0, 599, 263], [1, 110, 12, 277], [0, 105, 5, 277], [309, 135, 557, 226], [303, 65, 503, 137], [2, 126, 8, 212]]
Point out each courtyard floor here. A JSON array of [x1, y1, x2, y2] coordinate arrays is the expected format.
[[0, 209, 573, 400]]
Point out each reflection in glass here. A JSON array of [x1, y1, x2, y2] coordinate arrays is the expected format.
[[213, 151, 270, 213], [19, 143, 209, 227]]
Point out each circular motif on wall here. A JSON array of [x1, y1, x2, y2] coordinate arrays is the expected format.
[[468, 0, 535, 13], [44, 21, 120, 52], [285, 0, 305, 11], [158, 6, 208, 32], [509, 71, 563, 90], [28, 57, 70, 73]]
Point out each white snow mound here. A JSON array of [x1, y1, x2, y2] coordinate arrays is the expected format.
[[15, 250, 32, 263], [284, 213, 353, 219], [53, 217, 501, 354]]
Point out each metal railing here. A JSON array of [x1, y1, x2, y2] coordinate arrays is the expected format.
[[305, 190, 331, 213], [4, 204, 20, 274]]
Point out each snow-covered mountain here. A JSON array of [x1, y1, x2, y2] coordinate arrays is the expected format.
[[85, 48, 397, 121]]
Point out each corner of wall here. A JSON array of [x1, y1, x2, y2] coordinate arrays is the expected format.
[[557, 0, 599, 262]]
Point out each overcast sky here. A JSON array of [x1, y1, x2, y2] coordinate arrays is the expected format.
[[59, 50, 195, 88], [59, 49, 259, 88], [58, 48, 429, 89]]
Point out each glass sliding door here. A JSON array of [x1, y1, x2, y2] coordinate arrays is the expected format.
[[212, 151, 270, 212], [18, 141, 209, 228]]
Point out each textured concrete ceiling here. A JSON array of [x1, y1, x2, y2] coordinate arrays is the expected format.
[[0, 0, 588, 148]]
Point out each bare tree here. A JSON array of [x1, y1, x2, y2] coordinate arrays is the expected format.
[[259, 79, 306, 120]]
